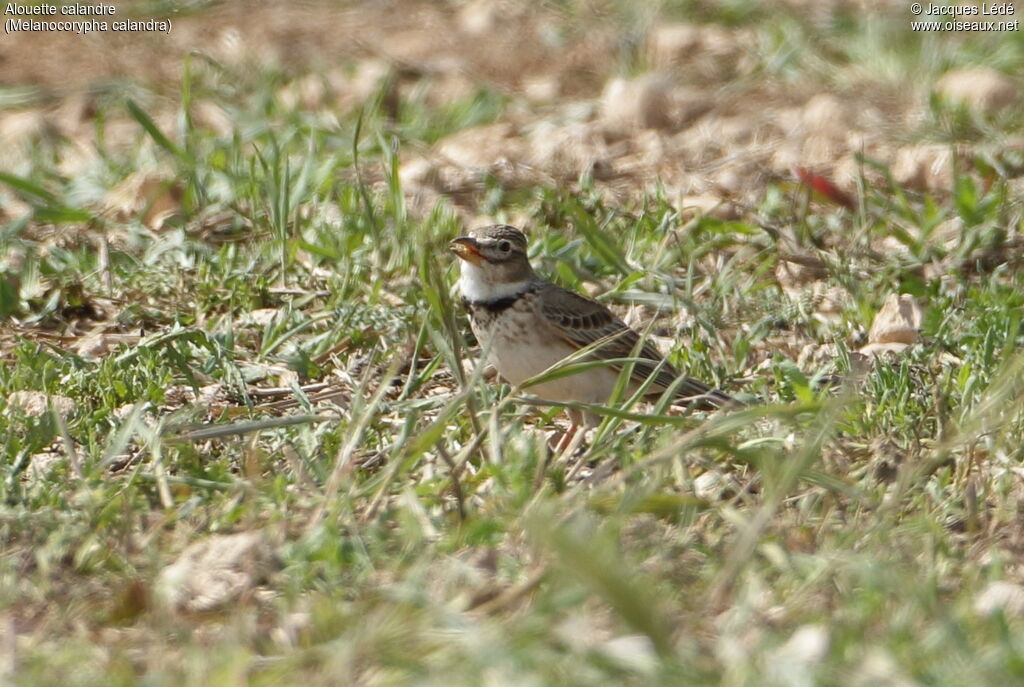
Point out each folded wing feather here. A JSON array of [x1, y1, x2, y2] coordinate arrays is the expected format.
[[534, 283, 731, 408]]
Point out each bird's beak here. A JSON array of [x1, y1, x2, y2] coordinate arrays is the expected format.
[[449, 237, 483, 266]]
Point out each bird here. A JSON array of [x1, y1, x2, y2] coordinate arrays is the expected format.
[[449, 224, 736, 443]]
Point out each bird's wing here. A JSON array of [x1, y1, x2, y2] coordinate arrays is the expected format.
[[534, 282, 727, 406]]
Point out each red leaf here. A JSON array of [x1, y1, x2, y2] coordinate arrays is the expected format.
[[793, 166, 855, 210]]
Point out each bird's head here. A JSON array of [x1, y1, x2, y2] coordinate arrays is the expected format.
[[450, 225, 535, 292]]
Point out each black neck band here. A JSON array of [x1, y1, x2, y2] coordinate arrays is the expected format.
[[467, 295, 519, 313]]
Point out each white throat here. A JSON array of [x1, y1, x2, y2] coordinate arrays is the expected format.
[[457, 261, 531, 302]]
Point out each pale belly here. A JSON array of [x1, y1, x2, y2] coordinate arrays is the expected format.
[[472, 307, 620, 404]]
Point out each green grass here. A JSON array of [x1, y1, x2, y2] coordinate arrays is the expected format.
[[1, 1, 1024, 685]]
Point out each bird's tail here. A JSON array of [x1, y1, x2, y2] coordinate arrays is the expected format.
[[671, 377, 743, 411]]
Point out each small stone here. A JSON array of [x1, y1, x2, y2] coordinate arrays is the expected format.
[[802, 94, 849, 135], [694, 471, 727, 500], [797, 343, 841, 368], [600, 635, 658, 675], [527, 121, 609, 179], [858, 342, 912, 357], [0, 110, 48, 141], [648, 23, 702, 67], [27, 452, 63, 482], [851, 648, 917, 687], [714, 169, 743, 195], [891, 144, 953, 191], [156, 531, 275, 614], [50, 93, 96, 137], [931, 216, 964, 250], [75, 333, 113, 359], [522, 74, 560, 102], [936, 67, 1017, 113], [243, 308, 281, 327], [399, 157, 441, 191], [191, 100, 233, 137], [678, 194, 738, 220], [102, 171, 182, 230], [436, 122, 521, 169], [213, 26, 247, 66], [974, 580, 1024, 617], [457, 0, 499, 35], [7, 391, 76, 418], [800, 134, 843, 166], [867, 293, 922, 345], [327, 60, 391, 115], [775, 624, 829, 663], [270, 612, 313, 649], [648, 23, 742, 73], [775, 256, 829, 293], [765, 624, 830, 686], [278, 74, 328, 111], [600, 74, 673, 132]]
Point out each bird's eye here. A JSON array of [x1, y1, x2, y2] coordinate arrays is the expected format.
[[498, 240, 511, 252]]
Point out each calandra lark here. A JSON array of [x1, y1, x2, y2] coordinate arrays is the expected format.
[[450, 225, 736, 439]]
